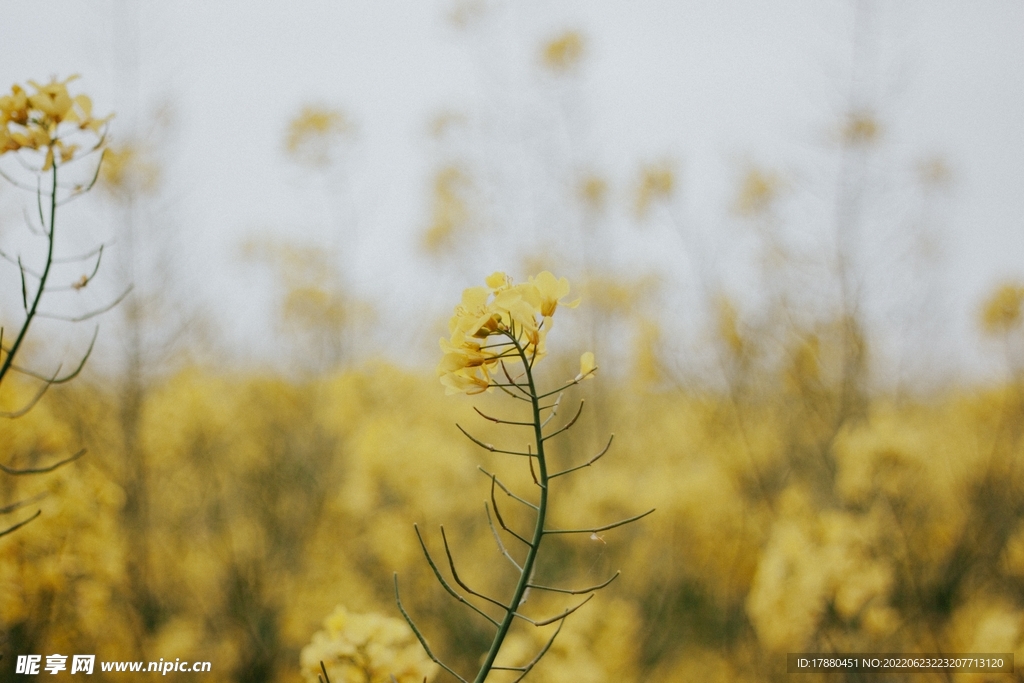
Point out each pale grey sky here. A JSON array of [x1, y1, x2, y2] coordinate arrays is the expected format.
[[1, 1, 1022, 379]]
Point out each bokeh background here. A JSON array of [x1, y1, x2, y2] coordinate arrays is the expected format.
[[2, 1, 1024, 681]]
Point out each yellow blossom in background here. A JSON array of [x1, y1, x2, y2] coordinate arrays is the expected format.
[[542, 31, 585, 72], [437, 271, 579, 394], [0, 75, 110, 170], [299, 606, 437, 683], [285, 105, 352, 168], [422, 165, 472, 254], [734, 167, 782, 216], [100, 143, 161, 196], [842, 111, 881, 146], [981, 282, 1024, 335], [428, 110, 466, 139], [918, 156, 953, 188], [716, 296, 745, 357], [634, 161, 674, 219], [447, 0, 487, 29], [578, 174, 608, 211]]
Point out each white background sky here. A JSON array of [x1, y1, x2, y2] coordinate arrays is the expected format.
[[1, 1, 1022, 380]]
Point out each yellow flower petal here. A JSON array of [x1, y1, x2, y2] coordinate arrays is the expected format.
[[485, 271, 508, 289], [576, 351, 596, 381]]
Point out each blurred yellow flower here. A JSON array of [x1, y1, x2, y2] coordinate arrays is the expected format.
[[0, 75, 110, 170], [980, 282, 1024, 335], [842, 111, 881, 146], [918, 157, 952, 188], [422, 165, 472, 254], [300, 606, 437, 683], [542, 31, 585, 72], [284, 105, 351, 168], [100, 143, 161, 195], [578, 174, 607, 211], [734, 167, 782, 216], [634, 162, 674, 219]]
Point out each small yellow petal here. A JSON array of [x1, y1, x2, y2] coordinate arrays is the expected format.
[[485, 271, 507, 289], [576, 352, 596, 381]]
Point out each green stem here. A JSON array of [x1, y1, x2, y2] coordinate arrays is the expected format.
[[0, 163, 57, 386], [472, 332, 549, 683]]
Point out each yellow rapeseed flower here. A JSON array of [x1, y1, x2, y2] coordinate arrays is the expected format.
[[438, 271, 579, 394], [300, 605, 438, 683], [842, 112, 881, 146], [579, 174, 607, 211], [735, 167, 782, 216], [577, 351, 597, 381], [981, 282, 1024, 335], [284, 105, 351, 168], [635, 162, 674, 219], [542, 31, 585, 72], [0, 75, 110, 170]]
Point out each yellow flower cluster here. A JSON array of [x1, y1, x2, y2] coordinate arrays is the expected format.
[[299, 606, 437, 683], [634, 162, 674, 219], [285, 105, 351, 168], [0, 75, 110, 171], [542, 31, 585, 72], [981, 282, 1024, 335], [438, 271, 582, 394]]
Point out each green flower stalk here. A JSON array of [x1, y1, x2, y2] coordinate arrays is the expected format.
[[394, 271, 653, 682], [0, 76, 124, 537]]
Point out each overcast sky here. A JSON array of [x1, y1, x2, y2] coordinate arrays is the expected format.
[[1, 1, 1022, 378]]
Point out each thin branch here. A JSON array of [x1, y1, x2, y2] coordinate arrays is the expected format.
[[36, 284, 132, 322], [0, 365, 63, 419], [0, 491, 47, 515], [8, 327, 98, 384], [544, 508, 656, 536], [527, 571, 620, 595], [0, 509, 41, 538], [18, 256, 29, 311], [536, 378, 589, 400], [455, 424, 533, 457], [510, 620, 565, 683], [46, 245, 105, 291], [479, 467, 538, 510], [528, 448, 543, 489], [318, 661, 332, 683], [484, 503, 523, 572], [21, 204, 45, 236], [0, 167, 38, 192], [494, 383, 532, 403], [0, 448, 86, 476], [500, 360, 531, 398], [56, 148, 104, 205], [490, 484, 533, 547], [53, 242, 109, 264], [542, 400, 584, 441], [549, 435, 615, 479], [413, 525, 500, 628], [36, 176, 48, 237], [473, 406, 534, 427], [513, 593, 594, 626], [440, 526, 509, 612], [540, 393, 563, 429], [394, 573, 469, 683], [0, 249, 40, 278], [478, 340, 517, 350]]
